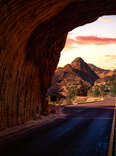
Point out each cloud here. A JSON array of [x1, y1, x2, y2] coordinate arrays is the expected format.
[[104, 55, 116, 69], [104, 55, 116, 59], [65, 38, 80, 49], [98, 17, 113, 22], [76, 36, 116, 45], [66, 36, 116, 47]]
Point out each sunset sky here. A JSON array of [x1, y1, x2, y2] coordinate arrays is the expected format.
[[58, 15, 116, 70]]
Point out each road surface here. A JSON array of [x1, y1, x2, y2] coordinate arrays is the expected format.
[[0, 97, 115, 156]]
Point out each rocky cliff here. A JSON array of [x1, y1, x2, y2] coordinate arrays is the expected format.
[[0, 0, 116, 129], [47, 58, 99, 97], [88, 64, 114, 78]]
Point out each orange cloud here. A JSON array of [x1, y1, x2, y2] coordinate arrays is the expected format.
[[76, 36, 116, 45], [104, 55, 116, 69], [66, 36, 116, 47], [104, 55, 116, 59]]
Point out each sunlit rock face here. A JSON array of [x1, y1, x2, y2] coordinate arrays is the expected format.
[[0, 0, 116, 129]]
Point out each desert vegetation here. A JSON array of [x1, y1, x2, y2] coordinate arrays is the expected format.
[[88, 75, 116, 97]]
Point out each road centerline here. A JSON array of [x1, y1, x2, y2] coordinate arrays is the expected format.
[[108, 102, 116, 156]]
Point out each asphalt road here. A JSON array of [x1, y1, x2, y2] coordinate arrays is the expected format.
[[0, 97, 115, 156]]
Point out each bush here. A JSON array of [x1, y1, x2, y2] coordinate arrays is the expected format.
[[94, 87, 101, 97], [66, 85, 83, 104], [87, 86, 101, 97], [67, 85, 82, 99], [111, 81, 116, 95]]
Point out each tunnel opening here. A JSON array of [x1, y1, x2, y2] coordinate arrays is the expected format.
[[47, 15, 116, 106]]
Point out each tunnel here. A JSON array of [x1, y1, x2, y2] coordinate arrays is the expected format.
[[0, 0, 116, 129]]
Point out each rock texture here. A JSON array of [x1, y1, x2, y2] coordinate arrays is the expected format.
[[0, 0, 116, 129], [88, 64, 114, 78], [71, 58, 99, 85], [47, 58, 99, 97]]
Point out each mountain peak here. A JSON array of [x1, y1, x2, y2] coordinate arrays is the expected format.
[[71, 57, 87, 71], [72, 57, 84, 63]]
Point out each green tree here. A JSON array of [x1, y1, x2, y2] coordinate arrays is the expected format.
[[67, 85, 82, 99], [111, 81, 116, 95], [87, 86, 101, 97], [94, 87, 101, 97]]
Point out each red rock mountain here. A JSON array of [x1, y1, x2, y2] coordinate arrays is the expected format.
[[47, 58, 99, 97], [88, 64, 116, 78]]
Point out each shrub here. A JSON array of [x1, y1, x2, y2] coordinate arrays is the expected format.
[[94, 87, 101, 97], [111, 81, 116, 95], [87, 86, 101, 97], [66, 96, 72, 105], [67, 85, 82, 99]]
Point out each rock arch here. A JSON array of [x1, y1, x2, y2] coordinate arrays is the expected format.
[[0, 0, 116, 129]]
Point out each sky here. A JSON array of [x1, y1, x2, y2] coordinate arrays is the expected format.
[[58, 15, 116, 70]]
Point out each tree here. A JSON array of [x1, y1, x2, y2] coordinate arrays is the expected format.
[[94, 87, 101, 97], [67, 85, 82, 99], [87, 86, 101, 97], [111, 81, 116, 95]]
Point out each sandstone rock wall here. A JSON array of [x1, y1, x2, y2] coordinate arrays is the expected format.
[[0, 0, 116, 129]]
